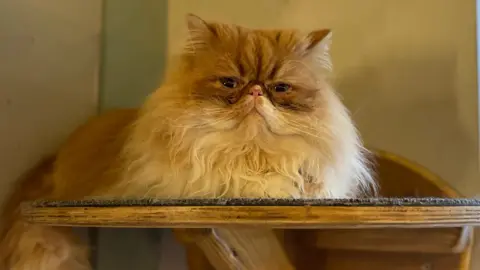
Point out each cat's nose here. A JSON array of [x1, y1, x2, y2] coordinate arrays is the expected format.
[[249, 85, 263, 97]]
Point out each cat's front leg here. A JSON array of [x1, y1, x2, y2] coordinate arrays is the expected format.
[[240, 174, 301, 198]]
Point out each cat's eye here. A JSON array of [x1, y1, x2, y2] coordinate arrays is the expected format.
[[273, 83, 291, 92], [219, 77, 238, 89]]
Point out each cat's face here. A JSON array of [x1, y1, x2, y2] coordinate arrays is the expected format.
[[165, 14, 338, 143]]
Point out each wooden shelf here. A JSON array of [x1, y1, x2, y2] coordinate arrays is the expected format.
[[21, 198, 480, 229]]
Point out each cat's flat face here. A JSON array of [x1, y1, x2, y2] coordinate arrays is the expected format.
[[191, 28, 321, 111], [168, 15, 336, 141]]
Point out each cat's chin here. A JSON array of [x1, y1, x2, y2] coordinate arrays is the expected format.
[[242, 111, 268, 130]]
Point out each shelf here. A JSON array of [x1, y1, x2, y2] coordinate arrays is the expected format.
[[21, 197, 480, 229]]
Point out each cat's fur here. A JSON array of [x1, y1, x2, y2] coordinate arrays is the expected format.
[[0, 14, 375, 269]]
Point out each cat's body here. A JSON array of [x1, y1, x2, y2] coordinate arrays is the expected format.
[[0, 15, 375, 269]]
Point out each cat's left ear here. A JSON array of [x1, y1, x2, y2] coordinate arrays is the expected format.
[[184, 13, 215, 53], [304, 29, 333, 70]]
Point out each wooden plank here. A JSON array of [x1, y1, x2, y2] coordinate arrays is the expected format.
[[299, 249, 464, 270], [21, 205, 480, 228], [175, 228, 293, 270], [298, 227, 469, 253]]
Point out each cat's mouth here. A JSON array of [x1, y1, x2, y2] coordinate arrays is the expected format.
[[252, 98, 273, 119], [220, 96, 281, 134], [239, 104, 264, 122], [231, 97, 265, 123]]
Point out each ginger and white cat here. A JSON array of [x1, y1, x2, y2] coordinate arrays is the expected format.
[[0, 14, 375, 269]]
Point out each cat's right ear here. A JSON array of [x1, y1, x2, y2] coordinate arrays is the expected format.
[[185, 14, 215, 53], [303, 29, 333, 71]]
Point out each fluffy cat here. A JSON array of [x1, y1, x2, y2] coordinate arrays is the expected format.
[[0, 14, 375, 269]]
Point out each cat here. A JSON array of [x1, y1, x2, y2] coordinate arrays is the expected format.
[[0, 14, 375, 269]]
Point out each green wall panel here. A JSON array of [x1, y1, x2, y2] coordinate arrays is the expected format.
[[99, 0, 168, 110], [96, 1, 171, 269]]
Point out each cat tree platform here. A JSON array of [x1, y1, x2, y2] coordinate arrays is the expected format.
[[21, 197, 480, 228], [21, 198, 480, 270], [19, 150, 480, 269]]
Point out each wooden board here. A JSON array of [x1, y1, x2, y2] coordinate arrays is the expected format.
[[297, 227, 470, 253], [292, 249, 465, 270], [21, 204, 480, 228]]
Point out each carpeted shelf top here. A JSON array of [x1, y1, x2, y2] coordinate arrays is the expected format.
[[29, 197, 480, 208]]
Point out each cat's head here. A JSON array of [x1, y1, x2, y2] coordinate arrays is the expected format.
[[155, 14, 350, 149], [136, 14, 374, 197]]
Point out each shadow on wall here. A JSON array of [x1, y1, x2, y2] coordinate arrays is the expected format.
[[336, 51, 478, 196]]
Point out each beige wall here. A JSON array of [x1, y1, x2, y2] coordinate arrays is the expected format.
[[0, 0, 101, 202], [168, 0, 479, 196]]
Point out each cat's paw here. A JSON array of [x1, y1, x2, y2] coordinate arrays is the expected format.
[[241, 175, 301, 199]]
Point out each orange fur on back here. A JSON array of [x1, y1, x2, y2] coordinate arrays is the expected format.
[[0, 14, 375, 269]]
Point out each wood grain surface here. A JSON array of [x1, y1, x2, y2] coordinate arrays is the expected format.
[[299, 227, 469, 253], [21, 204, 480, 228]]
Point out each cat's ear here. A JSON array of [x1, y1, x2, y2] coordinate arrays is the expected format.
[[307, 29, 332, 51], [186, 13, 209, 32], [185, 14, 215, 53], [304, 29, 333, 71]]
